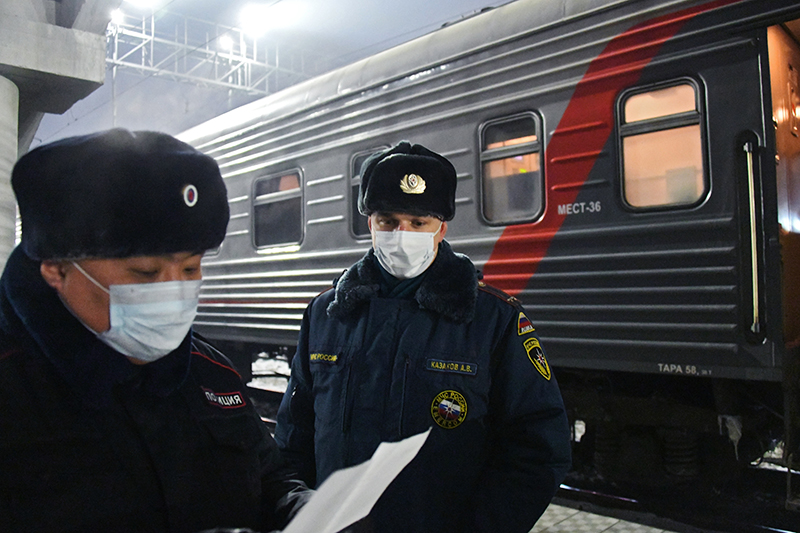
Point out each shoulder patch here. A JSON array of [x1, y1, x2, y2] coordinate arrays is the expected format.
[[203, 387, 247, 409], [190, 340, 250, 409], [524, 337, 551, 380], [517, 312, 535, 336]]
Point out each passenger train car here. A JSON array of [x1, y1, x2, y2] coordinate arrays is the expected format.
[[179, 0, 800, 499]]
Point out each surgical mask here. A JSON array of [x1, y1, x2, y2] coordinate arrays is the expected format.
[[373, 222, 442, 279], [71, 262, 202, 362]]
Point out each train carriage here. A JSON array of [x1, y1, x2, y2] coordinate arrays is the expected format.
[[179, 0, 800, 499]]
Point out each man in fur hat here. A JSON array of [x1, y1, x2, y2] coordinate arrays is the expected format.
[[275, 141, 571, 532], [0, 129, 308, 532]]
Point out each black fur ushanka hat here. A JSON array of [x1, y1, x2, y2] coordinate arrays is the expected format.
[[358, 141, 457, 221], [12, 128, 229, 260]]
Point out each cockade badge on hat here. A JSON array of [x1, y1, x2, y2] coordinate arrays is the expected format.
[[399, 173, 426, 194], [182, 184, 198, 207]]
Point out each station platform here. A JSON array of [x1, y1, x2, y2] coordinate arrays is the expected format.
[[533, 502, 685, 533]]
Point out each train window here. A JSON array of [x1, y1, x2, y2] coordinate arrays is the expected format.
[[619, 82, 706, 208], [624, 84, 695, 122], [252, 170, 303, 248], [350, 147, 388, 238], [479, 114, 544, 225]]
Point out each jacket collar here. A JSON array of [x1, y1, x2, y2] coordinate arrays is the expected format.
[[326, 240, 478, 323]]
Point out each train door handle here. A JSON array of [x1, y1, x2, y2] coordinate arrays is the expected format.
[[743, 141, 760, 334]]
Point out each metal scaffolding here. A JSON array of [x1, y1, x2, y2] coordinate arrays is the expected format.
[[105, 10, 327, 98]]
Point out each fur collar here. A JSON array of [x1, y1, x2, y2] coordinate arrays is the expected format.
[[326, 240, 478, 323]]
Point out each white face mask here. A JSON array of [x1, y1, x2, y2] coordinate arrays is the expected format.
[[373, 222, 442, 279], [71, 262, 202, 362]]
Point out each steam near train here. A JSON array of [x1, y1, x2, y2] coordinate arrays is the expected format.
[[179, 0, 800, 501]]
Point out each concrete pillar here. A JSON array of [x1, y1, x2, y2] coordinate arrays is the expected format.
[[0, 76, 19, 270], [0, 1, 110, 269]]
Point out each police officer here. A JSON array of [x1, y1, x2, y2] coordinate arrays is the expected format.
[[275, 141, 571, 532], [0, 129, 308, 532]]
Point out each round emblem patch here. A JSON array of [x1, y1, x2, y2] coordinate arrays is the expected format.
[[182, 184, 198, 207], [430, 390, 467, 429]]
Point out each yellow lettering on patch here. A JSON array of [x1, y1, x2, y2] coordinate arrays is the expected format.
[[425, 359, 478, 375], [310, 353, 338, 363]]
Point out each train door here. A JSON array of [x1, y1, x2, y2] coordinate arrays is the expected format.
[[768, 20, 800, 505], [770, 23, 800, 346]]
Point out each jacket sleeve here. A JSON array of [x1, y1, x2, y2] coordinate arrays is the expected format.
[[273, 302, 319, 488], [258, 438, 313, 530], [191, 336, 313, 531], [469, 312, 572, 532]]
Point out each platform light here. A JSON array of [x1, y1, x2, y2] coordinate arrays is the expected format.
[[218, 34, 234, 51], [240, 4, 271, 37], [110, 9, 125, 26], [239, 2, 305, 37]]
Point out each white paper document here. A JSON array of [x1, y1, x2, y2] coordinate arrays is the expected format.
[[283, 428, 431, 533]]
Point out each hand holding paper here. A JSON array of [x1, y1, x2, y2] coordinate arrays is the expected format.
[[282, 428, 431, 533]]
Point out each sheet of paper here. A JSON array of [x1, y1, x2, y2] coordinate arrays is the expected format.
[[283, 428, 431, 533]]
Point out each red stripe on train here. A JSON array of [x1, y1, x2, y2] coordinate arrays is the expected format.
[[482, 0, 741, 295]]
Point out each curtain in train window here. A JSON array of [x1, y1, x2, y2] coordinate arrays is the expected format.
[[253, 171, 303, 247], [619, 83, 706, 208], [350, 147, 387, 238], [480, 114, 544, 224]]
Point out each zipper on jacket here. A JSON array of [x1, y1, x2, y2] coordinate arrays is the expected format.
[[341, 361, 354, 434], [398, 356, 410, 436]]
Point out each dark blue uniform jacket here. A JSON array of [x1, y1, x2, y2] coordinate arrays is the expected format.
[[0, 246, 307, 533], [275, 241, 571, 532]]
